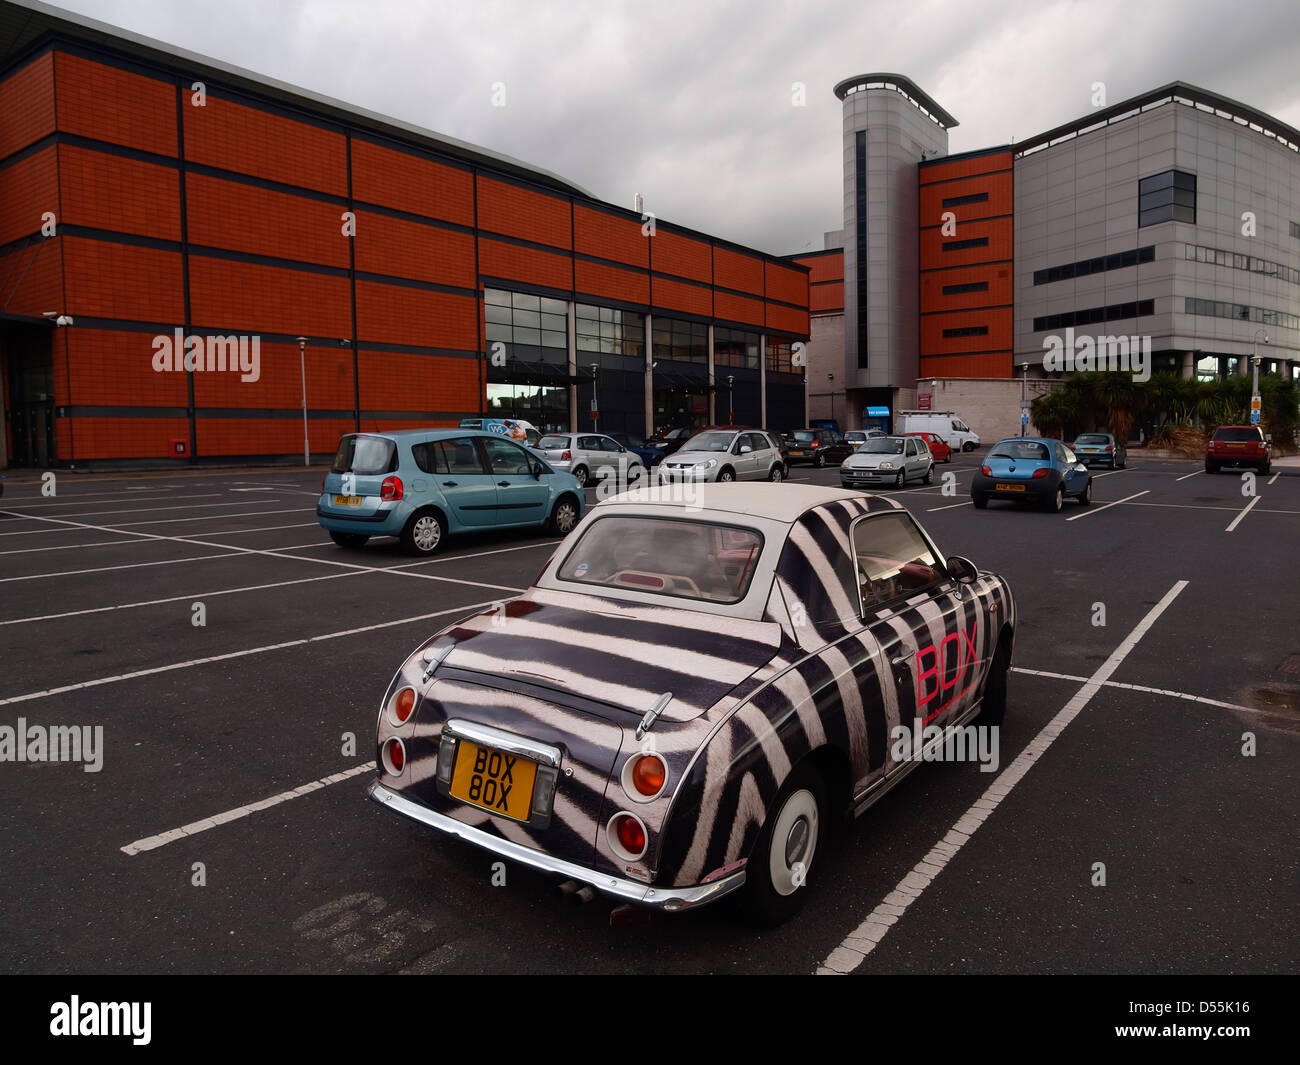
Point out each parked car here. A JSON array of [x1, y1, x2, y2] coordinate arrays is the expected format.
[[971, 437, 1092, 511], [366, 483, 1016, 921], [532, 433, 646, 488], [317, 430, 584, 555], [607, 432, 660, 468], [845, 429, 887, 448], [895, 411, 980, 452], [840, 435, 933, 489], [641, 427, 695, 465], [785, 428, 855, 468], [1205, 425, 1270, 475], [1071, 432, 1126, 469], [900, 431, 952, 463], [657, 428, 787, 483]]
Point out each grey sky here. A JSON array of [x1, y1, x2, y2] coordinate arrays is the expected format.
[[51, 0, 1300, 257]]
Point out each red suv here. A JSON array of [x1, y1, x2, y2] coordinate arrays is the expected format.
[[1206, 425, 1270, 475]]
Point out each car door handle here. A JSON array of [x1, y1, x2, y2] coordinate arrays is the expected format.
[[441, 481, 458, 487], [891, 654, 911, 670], [497, 481, 510, 487]]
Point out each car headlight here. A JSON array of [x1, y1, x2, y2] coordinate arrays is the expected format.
[[878, 461, 894, 470], [692, 460, 716, 470]]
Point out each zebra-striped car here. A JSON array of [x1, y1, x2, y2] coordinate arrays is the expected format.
[[367, 483, 1015, 922]]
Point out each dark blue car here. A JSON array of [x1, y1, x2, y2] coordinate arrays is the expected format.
[[970, 437, 1092, 512]]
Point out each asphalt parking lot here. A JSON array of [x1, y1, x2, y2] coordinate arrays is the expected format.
[[1, 451, 1296, 974]]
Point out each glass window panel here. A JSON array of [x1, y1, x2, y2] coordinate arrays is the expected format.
[[512, 292, 541, 311]]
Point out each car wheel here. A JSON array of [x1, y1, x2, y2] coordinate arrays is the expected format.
[[768, 464, 785, 482], [1049, 485, 1064, 512], [572, 465, 589, 488], [814, 452, 826, 468], [972, 492, 988, 509], [1118, 453, 1126, 469], [944, 453, 952, 464], [718, 467, 736, 483], [1077, 478, 1092, 505], [400, 508, 446, 556], [742, 764, 825, 925], [328, 531, 369, 549], [1205, 461, 1218, 474], [547, 495, 580, 536], [962, 441, 976, 452], [977, 639, 1011, 727], [923, 465, 933, 485], [895, 470, 905, 488], [1261, 462, 1271, 476]]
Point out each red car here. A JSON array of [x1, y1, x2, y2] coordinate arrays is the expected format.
[[902, 431, 951, 463], [1205, 425, 1270, 475]]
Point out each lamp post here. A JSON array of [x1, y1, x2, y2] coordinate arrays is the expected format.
[[296, 336, 310, 466], [1020, 363, 1029, 437], [827, 373, 835, 422], [1251, 329, 1269, 428], [727, 375, 735, 424], [590, 363, 599, 430]]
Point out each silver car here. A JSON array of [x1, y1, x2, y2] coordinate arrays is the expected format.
[[840, 435, 933, 489], [533, 433, 646, 488], [845, 429, 887, 448], [657, 429, 786, 483]]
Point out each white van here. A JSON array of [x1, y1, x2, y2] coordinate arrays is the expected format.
[[895, 411, 981, 453]]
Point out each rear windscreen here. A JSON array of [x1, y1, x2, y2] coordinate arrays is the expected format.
[[990, 441, 1049, 461], [538, 436, 569, 450], [331, 435, 395, 475], [1213, 428, 1261, 442]]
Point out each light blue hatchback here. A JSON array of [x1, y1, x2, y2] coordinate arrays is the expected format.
[[316, 429, 585, 555]]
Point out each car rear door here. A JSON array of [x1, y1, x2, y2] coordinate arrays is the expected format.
[[431, 437, 498, 528]]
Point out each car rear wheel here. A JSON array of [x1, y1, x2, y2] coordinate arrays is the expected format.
[[1205, 461, 1218, 474], [768, 464, 784, 482], [972, 492, 988, 509], [718, 467, 736, 483], [1049, 485, 1064, 512], [962, 442, 976, 452], [743, 764, 825, 925], [977, 638, 1011, 726], [814, 452, 826, 468], [400, 508, 446, 556], [1077, 478, 1092, 505], [547, 495, 580, 536], [328, 531, 369, 549], [572, 465, 589, 488], [1261, 462, 1272, 476], [1118, 453, 1126, 469], [923, 465, 933, 485]]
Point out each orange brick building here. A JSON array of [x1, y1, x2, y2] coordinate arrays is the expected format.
[[0, 1, 809, 467]]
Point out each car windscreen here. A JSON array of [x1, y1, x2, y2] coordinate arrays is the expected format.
[[557, 516, 764, 604], [857, 439, 905, 454], [331, 435, 395, 475], [1213, 428, 1261, 442], [1075, 434, 1110, 444], [792, 431, 817, 442], [990, 441, 1049, 460], [685, 431, 737, 453], [538, 436, 569, 450]]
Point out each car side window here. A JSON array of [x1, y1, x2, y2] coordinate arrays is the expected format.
[[480, 437, 533, 475], [1055, 443, 1070, 464], [906, 439, 917, 456], [436, 438, 486, 474], [411, 441, 448, 475], [852, 512, 942, 614], [743, 432, 765, 452]]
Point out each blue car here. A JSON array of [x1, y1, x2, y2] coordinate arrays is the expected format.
[[970, 437, 1092, 512], [317, 429, 585, 555]]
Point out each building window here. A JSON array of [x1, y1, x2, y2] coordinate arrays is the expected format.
[[941, 325, 989, 338], [1183, 297, 1300, 330], [942, 280, 989, 295], [714, 326, 760, 369], [1138, 169, 1196, 227], [943, 237, 989, 251], [652, 317, 707, 364], [1033, 246, 1155, 285], [1033, 300, 1155, 332], [1291, 221, 1300, 239], [576, 304, 644, 360], [1184, 243, 1298, 285], [485, 289, 568, 360], [941, 191, 989, 209], [766, 338, 802, 374]]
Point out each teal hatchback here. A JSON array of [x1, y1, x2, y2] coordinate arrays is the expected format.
[[317, 429, 585, 555]]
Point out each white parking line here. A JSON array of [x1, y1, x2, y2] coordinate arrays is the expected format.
[[1012, 667, 1263, 714], [1091, 468, 1134, 478], [926, 501, 972, 512], [818, 579, 1189, 975], [1225, 495, 1261, 533], [0, 539, 152, 557], [1064, 489, 1149, 521], [1, 599, 500, 708], [121, 764, 372, 855], [107, 507, 303, 528], [197, 522, 319, 537], [1267, 472, 1280, 486], [0, 492, 222, 509], [2, 499, 278, 519], [1175, 470, 1201, 482], [0, 552, 239, 583]]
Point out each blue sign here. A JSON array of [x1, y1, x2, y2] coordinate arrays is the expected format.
[[1250, 409, 1261, 424], [866, 406, 891, 417], [1021, 410, 1030, 425]]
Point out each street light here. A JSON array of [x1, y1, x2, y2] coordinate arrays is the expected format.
[[296, 336, 310, 466], [1251, 329, 1269, 427], [590, 363, 599, 429], [1020, 363, 1029, 437], [827, 372, 835, 422], [727, 375, 735, 424]]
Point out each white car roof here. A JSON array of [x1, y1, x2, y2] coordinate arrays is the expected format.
[[597, 483, 871, 524]]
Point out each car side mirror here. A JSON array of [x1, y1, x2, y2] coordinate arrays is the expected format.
[[531, 463, 543, 479], [740, 445, 753, 454], [947, 555, 978, 584]]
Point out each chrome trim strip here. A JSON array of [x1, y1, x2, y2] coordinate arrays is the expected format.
[[444, 718, 562, 768], [367, 781, 746, 912]]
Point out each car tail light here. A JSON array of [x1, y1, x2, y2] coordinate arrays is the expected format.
[[608, 812, 647, 860], [1104, 445, 1114, 451], [381, 475, 403, 501], [810, 440, 819, 448], [389, 686, 416, 726], [561, 450, 571, 461], [382, 737, 406, 775], [1032, 468, 1050, 479], [623, 753, 668, 801], [321, 473, 327, 492], [980, 465, 991, 476]]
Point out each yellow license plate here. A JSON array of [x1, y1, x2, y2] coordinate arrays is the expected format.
[[996, 483, 1026, 492], [449, 740, 538, 822], [333, 494, 362, 506]]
